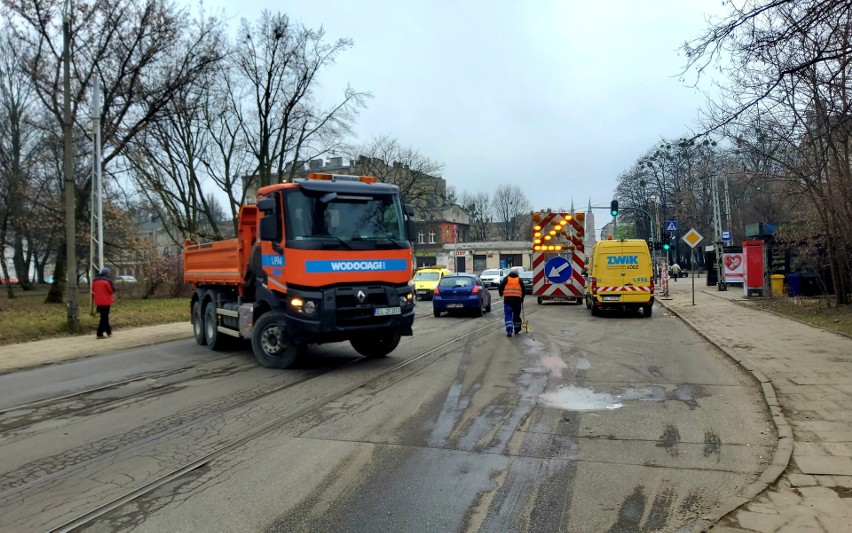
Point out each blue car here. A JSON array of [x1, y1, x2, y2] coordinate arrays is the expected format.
[[433, 274, 492, 317]]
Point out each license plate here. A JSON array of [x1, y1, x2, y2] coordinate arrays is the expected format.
[[447, 303, 464, 308], [602, 296, 620, 301], [374, 307, 401, 316]]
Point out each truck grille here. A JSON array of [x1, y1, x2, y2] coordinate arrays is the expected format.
[[334, 286, 394, 327]]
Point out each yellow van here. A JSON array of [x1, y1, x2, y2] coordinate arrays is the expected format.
[[584, 238, 654, 317], [412, 267, 451, 300]]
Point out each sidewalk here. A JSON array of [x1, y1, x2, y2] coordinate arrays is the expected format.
[[0, 322, 192, 374], [661, 276, 852, 532]]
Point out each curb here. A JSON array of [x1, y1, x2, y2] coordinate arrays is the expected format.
[[0, 328, 194, 375], [658, 299, 793, 533]]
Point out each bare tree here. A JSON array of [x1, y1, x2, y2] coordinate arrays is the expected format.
[[351, 136, 446, 208], [492, 184, 530, 241], [460, 190, 491, 241], [5, 0, 226, 302], [0, 25, 42, 291], [232, 11, 368, 189], [685, 0, 852, 303]]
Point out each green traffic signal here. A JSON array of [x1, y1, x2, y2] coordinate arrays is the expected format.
[[610, 200, 618, 216], [662, 243, 670, 250]]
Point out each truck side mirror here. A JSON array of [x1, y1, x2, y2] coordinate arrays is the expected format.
[[404, 204, 416, 242], [257, 195, 282, 245]]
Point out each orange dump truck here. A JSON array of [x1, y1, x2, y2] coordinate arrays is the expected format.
[[184, 173, 417, 368]]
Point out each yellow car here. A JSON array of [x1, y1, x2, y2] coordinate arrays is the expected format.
[[412, 267, 451, 300]]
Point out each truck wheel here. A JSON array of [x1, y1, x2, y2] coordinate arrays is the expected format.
[[537, 297, 543, 305], [192, 301, 207, 345], [585, 296, 591, 309], [251, 312, 298, 369], [351, 333, 401, 358], [643, 304, 653, 318], [204, 302, 230, 350]]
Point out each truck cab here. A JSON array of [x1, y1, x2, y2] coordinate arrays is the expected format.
[[185, 173, 418, 368]]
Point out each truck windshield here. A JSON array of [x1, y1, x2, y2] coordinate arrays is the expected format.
[[284, 189, 408, 249]]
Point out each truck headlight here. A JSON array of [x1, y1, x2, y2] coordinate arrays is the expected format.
[[399, 292, 414, 308], [290, 297, 318, 317]]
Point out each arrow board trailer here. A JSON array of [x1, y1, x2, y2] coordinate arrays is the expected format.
[[531, 211, 586, 304]]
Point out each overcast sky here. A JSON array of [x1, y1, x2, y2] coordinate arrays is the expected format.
[[203, 0, 726, 214]]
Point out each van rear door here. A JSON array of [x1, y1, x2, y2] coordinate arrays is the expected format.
[[597, 241, 653, 304]]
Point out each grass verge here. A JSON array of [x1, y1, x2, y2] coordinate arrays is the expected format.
[[0, 286, 188, 346], [751, 295, 852, 338]]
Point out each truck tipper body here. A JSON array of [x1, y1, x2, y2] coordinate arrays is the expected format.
[[184, 173, 417, 368]]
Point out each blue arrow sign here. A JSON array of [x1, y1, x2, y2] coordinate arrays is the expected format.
[[665, 220, 678, 232], [544, 256, 572, 284]]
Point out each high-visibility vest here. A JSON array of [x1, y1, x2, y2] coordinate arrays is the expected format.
[[503, 276, 523, 298]]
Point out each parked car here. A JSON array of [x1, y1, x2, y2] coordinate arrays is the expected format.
[[0, 276, 19, 285], [519, 270, 534, 294], [116, 275, 138, 283], [411, 267, 450, 300], [479, 268, 507, 288], [432, 273, 492, 317]]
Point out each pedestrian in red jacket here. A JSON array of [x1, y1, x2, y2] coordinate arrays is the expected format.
[[92, 268, 115, 339]]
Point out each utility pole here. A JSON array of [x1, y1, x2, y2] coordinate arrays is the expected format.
[[710, 154, 726, 292], [63, 0, 80, 330], [89, 83, 103, 315]]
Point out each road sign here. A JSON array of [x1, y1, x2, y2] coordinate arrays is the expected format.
[[682, 228, 704, 249], [721, 230, 732, 242], [665, 220, 678, 232], [545, 256, 572, 283]]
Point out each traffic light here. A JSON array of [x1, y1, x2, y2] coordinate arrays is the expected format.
[[662, 242, 670, 251], [610, 200, 618, 216]]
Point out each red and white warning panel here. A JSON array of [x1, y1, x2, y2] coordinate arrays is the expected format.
[[531, 211, 586, 303]]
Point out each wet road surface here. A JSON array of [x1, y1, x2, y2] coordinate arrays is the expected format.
[[0, 295, 774, 532]]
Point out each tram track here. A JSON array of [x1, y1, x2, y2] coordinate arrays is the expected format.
[[0, 305, 536, 532]]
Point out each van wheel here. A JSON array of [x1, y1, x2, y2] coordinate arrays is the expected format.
[[192, 301, 206, 345], [643, 304, 653, 318], [591, 305, 599, 317], [585, 297, 591, 309], [251, 312, 298, 368], [351, 333, 401, 358]]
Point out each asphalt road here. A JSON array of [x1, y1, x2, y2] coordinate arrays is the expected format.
[[0, 292, 774, 532]]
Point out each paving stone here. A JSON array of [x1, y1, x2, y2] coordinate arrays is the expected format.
[[745, 502, 779, 514], [823, 442, 852, 457], [788, 473, 817, 487], [815, 475, 836, 487], [797, 486, 842, 500], [734, 510, 789, 532], [797, 456, 852, 475], [765, 489, 803, 507]]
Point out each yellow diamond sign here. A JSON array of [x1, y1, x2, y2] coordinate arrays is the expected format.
[[682, 228, 704, 249]]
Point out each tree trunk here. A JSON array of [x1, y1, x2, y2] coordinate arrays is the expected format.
[[45, 244, 65, 304], [12, 233, 34, 290]]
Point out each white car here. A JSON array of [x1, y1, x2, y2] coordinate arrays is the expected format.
[[479, 268, 507, 288], [116, 275, 137, 283]]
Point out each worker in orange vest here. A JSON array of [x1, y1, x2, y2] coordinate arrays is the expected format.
[[498, 270, 526, 337]]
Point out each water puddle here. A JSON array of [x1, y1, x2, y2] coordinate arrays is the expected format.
[[539, 385, 623, 411]]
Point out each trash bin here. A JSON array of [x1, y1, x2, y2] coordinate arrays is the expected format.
[[770, 274, 785, 295], [786, 273, 802, 296]]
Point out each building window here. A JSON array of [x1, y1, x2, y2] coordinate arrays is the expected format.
[[418, 231, 425, 244], [429, 230, 436, 244]]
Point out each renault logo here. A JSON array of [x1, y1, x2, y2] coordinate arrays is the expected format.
[[357, 290, 366, 303]]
